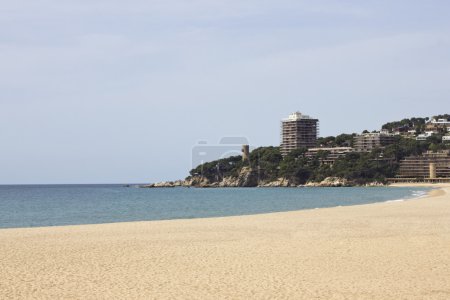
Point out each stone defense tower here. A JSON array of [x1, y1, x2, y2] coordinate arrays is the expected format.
[[242, 145, 250, 163], [281, 112, 319, 156]]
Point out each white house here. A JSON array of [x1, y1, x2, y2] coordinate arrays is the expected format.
[[416, 131, 434, 141]]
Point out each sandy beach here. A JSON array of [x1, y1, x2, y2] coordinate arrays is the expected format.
[[1, 185, 450, 299]]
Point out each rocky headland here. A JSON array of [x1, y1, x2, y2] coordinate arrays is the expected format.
[[140, 167, 385, 188]]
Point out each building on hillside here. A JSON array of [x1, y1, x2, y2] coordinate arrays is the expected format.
[[281, 112, 319, 156], [396, 150, 450, 179], [353, 132, 396, 152], [403, 129, 418, 139], [426, 118, 450, 132], [305, 147, 354, 165], [443, 135, 450, 143], [393, 125, 410, 135], [386, 126, 417, 139], [416, 131, 434, 141]]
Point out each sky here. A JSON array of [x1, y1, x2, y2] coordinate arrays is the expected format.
[[1, 0, 450, 184]]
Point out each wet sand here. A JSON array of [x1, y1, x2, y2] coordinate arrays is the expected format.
[[1, 185, 450, 299]]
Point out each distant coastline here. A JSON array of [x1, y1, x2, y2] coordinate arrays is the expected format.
[[139, 176, 385, 188]]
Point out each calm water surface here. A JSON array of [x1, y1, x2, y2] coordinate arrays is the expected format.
[[0, 185, 431, 229]]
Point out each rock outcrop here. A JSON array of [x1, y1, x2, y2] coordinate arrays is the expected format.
[[141, 167, 259, 188], [183, 176, 210, 188], [364, 181, 385, 187], [258, 178, 294, 187], [216, 167, 259, 187], [304, 177, 349, 187], [141, 179, 194, 188], [234, 167, 259, 187]]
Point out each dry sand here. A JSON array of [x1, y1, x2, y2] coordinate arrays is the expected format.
[[1, 185, 450, 299]]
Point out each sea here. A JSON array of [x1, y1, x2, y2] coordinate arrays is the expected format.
[[0, 185, 431, 229]]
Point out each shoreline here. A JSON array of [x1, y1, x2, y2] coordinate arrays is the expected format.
[[1, 184, 450, 299], [0, 185, 437, 231]]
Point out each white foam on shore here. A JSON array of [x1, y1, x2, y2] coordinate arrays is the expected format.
[[384, 189, 431, 204], [412, 191, 428, 198], [385, 199, 405, 203]]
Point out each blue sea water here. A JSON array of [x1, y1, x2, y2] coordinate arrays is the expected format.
[[0, 185, 431, 229]]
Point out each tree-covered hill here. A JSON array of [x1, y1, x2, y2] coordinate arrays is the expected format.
[[188, 129, 449, 186], [381, 117, 428, 132], [381, 115, 450, 133]]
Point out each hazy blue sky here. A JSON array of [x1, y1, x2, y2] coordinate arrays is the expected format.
[[1, 0, 450, 184]]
